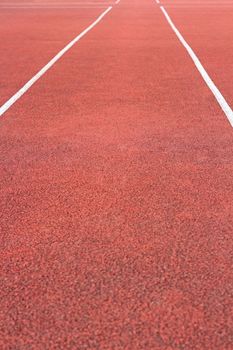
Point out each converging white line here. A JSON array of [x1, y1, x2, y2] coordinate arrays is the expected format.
[[159, 6, 233, 127], [0, 6, 112, 117], [155, 0, 160, 4], [115, 0, 120, 4]]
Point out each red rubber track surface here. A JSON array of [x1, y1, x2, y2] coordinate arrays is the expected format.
[[0, 7, 107, 105], [162, 0, 233, 104], [0, 0, 233, 349]]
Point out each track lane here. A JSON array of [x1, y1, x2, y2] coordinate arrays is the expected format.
[[0, 7, 111, 106], [158, 5, 233, 126], [0, 0, 233, 349], [160, 1, 233, 106], [0, 6, 112, 116]]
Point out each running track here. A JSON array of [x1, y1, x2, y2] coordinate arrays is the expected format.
[[0, 0, 233, 349]]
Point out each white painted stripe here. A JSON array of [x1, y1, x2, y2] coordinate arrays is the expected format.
[[160, 6, 233, 127], [0, 6, 112, 117], [155, 0, 160, 4], [115, 0, 120, 4]]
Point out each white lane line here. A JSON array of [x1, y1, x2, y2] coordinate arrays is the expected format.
[[155, 0, 160, 4], [0, 6, 112, 117], [159, 6, 233, 127], [115, 0, 120, 4]]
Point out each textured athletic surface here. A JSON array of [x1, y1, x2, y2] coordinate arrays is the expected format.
[[0, 0, 233, 349]]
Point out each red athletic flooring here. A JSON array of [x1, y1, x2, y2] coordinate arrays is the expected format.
[[0, 7, 107, 104], [0, 0, 233, 349]]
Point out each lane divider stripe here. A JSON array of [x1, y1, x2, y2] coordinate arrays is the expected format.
[[159, 5, 233, 127], [0, 6, 112, 117]]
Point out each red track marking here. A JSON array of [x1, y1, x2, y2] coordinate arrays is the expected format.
[[0, 0, 233, 349]]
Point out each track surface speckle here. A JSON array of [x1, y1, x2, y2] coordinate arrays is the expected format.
[[0, 0, 233, 349]]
